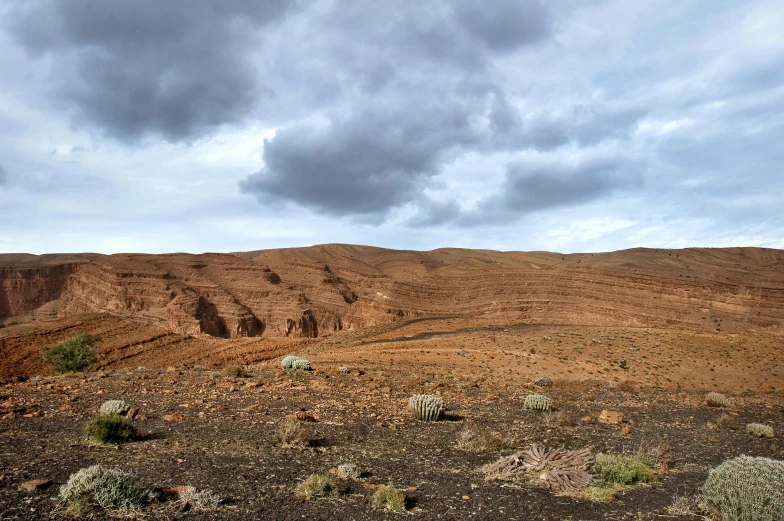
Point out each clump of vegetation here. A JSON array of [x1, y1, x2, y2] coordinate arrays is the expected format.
[[179, 488, 222, 510], [281, 355, 311, 371], [701, 455, 784, 521], [636, 440, 672, 471], [584, 485, 615, 503], [716, 413, 739, 430], [99, 399, 131, 416], [222, 365, 250, 378], [408, 394, 445, 421], [295, 474, 337, 500], [523, 393, 553, 411], [667, 494, 700, 516], [43, 334, 99, 372], [336, 463, 361, 480], [531, 375, 553, 388], [456, 424, 505, 452], [276, 418, 310, 448], [746, 423, 774, 438], [337, 366, 349, 374], [372, 485, 407, 513], [481, 445, 592, 492], [704, 391, 732, 408], [59, 465, 145, 514], [84, 414, 136, 444], [595, 454, 654, 486]]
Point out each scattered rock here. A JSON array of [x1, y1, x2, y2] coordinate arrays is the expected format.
[[598, 410, 624, 425], [162, 414, 189, 422]]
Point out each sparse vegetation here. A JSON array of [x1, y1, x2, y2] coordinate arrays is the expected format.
[[59, 464, 145, 514], [584, 485, 615, 503], [746, 423, 774, 438], [372, 485, 406, 513], [222, 365, 250, 378], [532, 375, 553, 388], [456, 424, 505, 452], [705, 391, 732, 408], [667, 494, 700, 516], [408, 394, 445, 421], [636, 440, 672, 471], [179, 488, 222, 510], [701, 455, 784, 521], [595, 454, 654, 486], [523, 393, 553, 411], [84, 414, 136, 444], [99, 399, 131, 416], [282, 355, 312, 371], [481, 445, 592, 492], [276, 418, 310, 448], [716, 413, 739, 430], [43, 334, 99, 372], [295, 474, 337, 500], [336, 463, 361, 480]]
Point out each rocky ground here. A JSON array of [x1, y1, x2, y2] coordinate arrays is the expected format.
[[1, 357, 781, 520]]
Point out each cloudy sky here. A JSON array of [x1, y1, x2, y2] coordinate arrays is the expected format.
[[0, 0, 782, 255]]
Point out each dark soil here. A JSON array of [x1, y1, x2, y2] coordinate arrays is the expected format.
[[1, 367, 782, 520]]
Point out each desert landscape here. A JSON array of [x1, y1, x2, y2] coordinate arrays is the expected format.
[[0, 244, 782, 520]]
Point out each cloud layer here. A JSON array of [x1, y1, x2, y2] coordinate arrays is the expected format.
[[0, 0, 783, 254]]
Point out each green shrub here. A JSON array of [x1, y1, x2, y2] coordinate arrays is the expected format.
[[59, 465, 145, 514], [408, 394, 444, 421], [584, 485, 615, 503], [523, 393, 553, 411], [372, 485, 406, 513], [43, 334, 99, 372], [595, 454, 654, 486], [99, 399, 131, 416], [701, 455, 784, 521], [746, 423, 774, 438], [295, 474, 337, 500], [84, 414, 136, 444]]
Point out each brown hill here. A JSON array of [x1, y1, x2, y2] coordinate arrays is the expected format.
[[1, 245, 783, 382]]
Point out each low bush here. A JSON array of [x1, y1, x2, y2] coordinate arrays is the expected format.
[[584, 485, 615, 503], [456, 424, 505, 452], [746, 423, 774, 438], [595, 454, 654, 486], [372, 485, 406, 513], [276, 418, 310, 448], [295, 474, 337, 500], [179, 488, 222, 510], [336, 463, 361, 479], [99, 399, 131, 416], [43, 334, 99, 372], [59, 465, 145, 514], [701, 455, 784, 521], [84, 414, 136, 444], [705, 391, 732, 408], [222, 365, 250, 378]]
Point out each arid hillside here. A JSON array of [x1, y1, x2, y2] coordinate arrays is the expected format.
[[1, 245, 783, 381]]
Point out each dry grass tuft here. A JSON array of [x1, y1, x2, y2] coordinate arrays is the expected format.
[[372, 485, 406, 513], [456, 424, 505, 452], [295, 474, 337, 501], [276, 418, 310, 448]]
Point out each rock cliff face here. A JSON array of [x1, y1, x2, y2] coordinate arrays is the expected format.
[[1, 245, 783, 338]]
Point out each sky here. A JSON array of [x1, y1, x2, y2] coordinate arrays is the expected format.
[[0, 0, 783, 255]]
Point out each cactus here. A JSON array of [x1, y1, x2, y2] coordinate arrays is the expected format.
[[746, 423, 774, 438], [291, 358, 311, 371], [99, 399, 131, 416], [523, 393, 553, 411], [701, 455, 784, 521], [531, 375, 553, 388], [408, 394, 445, 421], [705, 392, 732, 408], [281, 355, 299, 369]]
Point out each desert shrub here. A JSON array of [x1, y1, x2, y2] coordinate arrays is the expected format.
[[456, 424, 505, 452], [531, 375, 553, 388], [276, 418, 310, 448], [84, 414, 136, 444], [523, 393, 552, 411], [716, 413, 739, 430], [543, 410, 574, 428], [43, 334, 99, 372], [595, 454, 654, 486], [372, 485, 406, 513], [291, 358, 311, 371], [99, 399, 131, 416], [636, 440, 672, 471], [222, 365, 249, 378], [179, 488, 222, 510], [701, 455, 784, 521], [337, 366, 349, 374], [336, 463, 361, 480], [705, 391, 732, 408], [408, 394, 444, 421], [746, 423, 774, 438], [281, 355, 299, 369], [59, 465, 145, 514], [481, 445, 592, 492], [667, 494, 700, 516], [584, 486, 615, 503], [295, 474, 337, 500]]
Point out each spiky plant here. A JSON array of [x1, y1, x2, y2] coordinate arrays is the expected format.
[[281, 355, 299, 369], [705, 391, 732, 408], [531, 375, 553, 388], [746, 423, 774, 438], [408, 394, 445, 421], [701, 455, 784, 521], [523, 393, 553, 411], [480, 444, 592, 492], [372, 485, 406, 513], [336, 463, 361, 480], [99, 399, 131, 416], [59, 465, 145, 514], [291, 358, 311, 371]]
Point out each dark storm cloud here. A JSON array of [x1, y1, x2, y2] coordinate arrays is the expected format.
[[5, 0, 296, 142]]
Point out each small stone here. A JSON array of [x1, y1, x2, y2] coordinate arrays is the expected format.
[[162, 414, 188, 422], [598, 410, 624, 425], [21, 479, 52, 492], [462, 495, 470, 500], [407, 487, 417, 492], [581, 415, 592, 422], [295, 412, 317, 422]]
